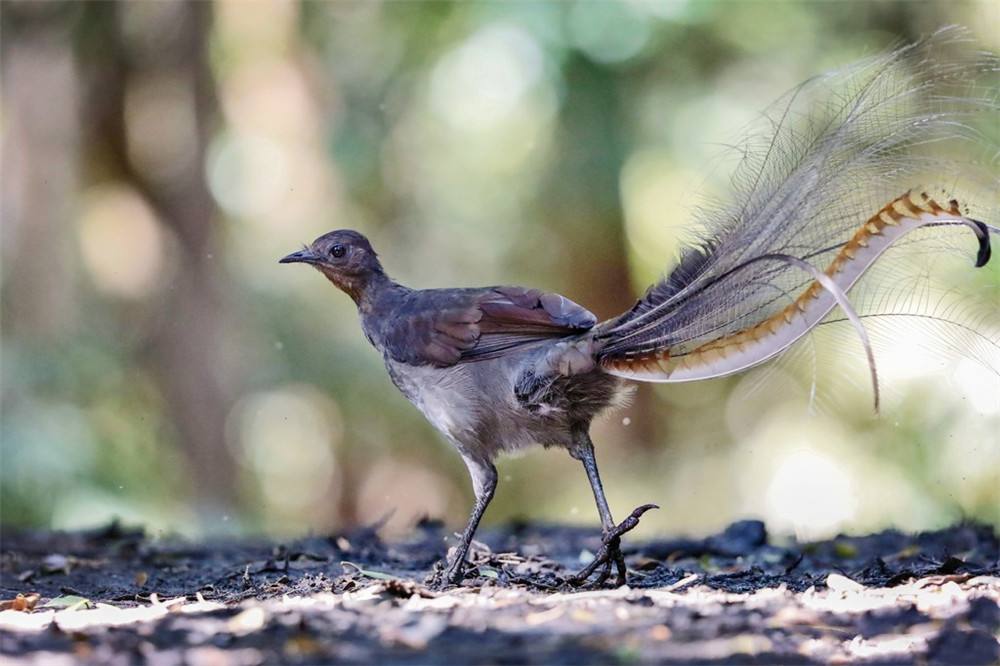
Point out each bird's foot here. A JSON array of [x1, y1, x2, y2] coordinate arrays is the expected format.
[[426, 557, 467, 591], [569, 503, 658, 588]]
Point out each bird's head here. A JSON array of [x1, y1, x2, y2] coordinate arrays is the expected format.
[[280, 229, 385, 302]]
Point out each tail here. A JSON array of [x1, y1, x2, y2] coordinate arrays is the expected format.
[[597, 193, 994, 390], [594, 28, 999, 411]]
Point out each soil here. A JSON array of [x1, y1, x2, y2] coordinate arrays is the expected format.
[[1, 519, 998, 664]]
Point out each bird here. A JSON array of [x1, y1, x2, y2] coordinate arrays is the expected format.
[[281, 29, 998, 588]]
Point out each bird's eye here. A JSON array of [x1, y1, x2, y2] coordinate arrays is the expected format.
[[331, 244, 347, 259]]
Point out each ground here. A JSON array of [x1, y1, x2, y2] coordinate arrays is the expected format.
[[1, 519, 998, 664]]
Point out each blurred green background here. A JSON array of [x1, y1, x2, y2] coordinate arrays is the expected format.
[[2, 1, 998, 542]]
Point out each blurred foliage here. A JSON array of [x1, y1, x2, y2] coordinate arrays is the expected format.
[[1, 1, 997, 541]]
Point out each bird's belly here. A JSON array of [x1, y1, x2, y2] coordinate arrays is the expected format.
[[384, 356, 577, 457], [384, 359, 481, 442]]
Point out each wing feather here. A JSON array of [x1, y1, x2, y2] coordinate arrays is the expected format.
[[383, 287, 596, 367]]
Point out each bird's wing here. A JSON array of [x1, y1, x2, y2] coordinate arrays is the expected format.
[[383, 286, 597, 367]]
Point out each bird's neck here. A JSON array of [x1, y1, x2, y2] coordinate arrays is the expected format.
[[336, 269, 398, 312]]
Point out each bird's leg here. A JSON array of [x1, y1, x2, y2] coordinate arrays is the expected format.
[[568, 430, 658, 587], [438, 456, 497, 587]]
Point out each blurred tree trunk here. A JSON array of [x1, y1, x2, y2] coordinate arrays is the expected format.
[[543, 57, 658, 452], [76, 1, 241, 517], [1, 4, 81, 341]]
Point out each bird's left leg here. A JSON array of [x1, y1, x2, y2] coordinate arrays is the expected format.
[[438, 455, 497, 587], [568, 429, 657, 587]]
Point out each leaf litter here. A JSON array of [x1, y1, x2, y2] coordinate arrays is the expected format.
[[0, 518, 997, 664]]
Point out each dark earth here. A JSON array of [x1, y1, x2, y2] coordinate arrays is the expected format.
[[1, 519, 998, 664]]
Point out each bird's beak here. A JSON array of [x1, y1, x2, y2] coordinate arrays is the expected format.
[[279, 248, 319, 265]]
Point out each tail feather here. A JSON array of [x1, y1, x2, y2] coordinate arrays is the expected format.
[[600, 195, 993, 386], [595, 28, 999, 398]]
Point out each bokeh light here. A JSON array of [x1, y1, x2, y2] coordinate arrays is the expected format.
[[77, 185, 169, 300], [229, 385, 343, 535]]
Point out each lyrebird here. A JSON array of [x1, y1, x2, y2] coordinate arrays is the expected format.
[[282, 29, 998, 587]]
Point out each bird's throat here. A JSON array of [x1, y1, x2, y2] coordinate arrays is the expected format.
[[321, 267, 392, 311]]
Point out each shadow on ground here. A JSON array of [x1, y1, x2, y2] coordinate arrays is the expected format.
[[1, 520, 998, 664]]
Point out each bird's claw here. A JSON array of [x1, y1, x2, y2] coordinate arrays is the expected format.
[[427, 557, 467, 591], [569, 503, 658, 588]]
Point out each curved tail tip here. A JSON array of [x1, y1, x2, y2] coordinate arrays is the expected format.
[[970, 220, 992, 268]]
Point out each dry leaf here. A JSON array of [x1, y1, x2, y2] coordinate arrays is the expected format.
[[0, 593, 40, 612]]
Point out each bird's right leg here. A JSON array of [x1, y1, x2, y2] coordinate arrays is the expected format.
[[438, 455, 497, 587], [568, 429, 657, 587]]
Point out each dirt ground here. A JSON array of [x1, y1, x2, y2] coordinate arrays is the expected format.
[[1, 518, 998, 665]]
